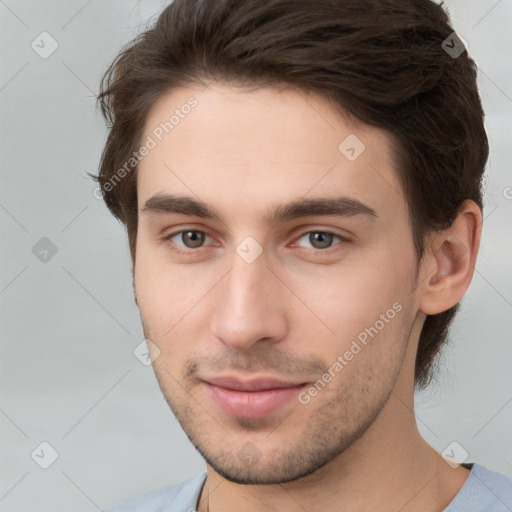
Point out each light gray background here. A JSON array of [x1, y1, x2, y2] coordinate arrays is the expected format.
[[0, 1, 511, 510]]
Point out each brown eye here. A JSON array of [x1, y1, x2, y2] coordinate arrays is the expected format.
[[297, 231, 341, 250], [309, 232, 334, 249], [165, 230, 210, 250], [179, 230, 206, 248]]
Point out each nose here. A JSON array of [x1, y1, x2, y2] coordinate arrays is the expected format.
[[209, 247, 288, 351]]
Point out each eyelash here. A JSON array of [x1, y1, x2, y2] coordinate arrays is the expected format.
[[162, 229, 350, 256]]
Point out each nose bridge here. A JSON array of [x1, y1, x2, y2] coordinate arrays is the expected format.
[[210, 245, 287, 349], [224, 248, 272, 319]]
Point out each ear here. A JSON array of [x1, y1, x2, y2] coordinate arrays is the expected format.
[[419, 200, 482, 315]]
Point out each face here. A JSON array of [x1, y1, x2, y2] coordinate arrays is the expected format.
[[134, 83, 421, 484]]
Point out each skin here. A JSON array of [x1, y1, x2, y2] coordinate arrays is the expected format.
[[133, 82, 481, 511]]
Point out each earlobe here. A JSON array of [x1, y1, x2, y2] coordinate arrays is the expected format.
[[419, 201, 482, 315]]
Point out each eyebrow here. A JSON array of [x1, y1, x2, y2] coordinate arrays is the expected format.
[[141, 193, 378, 224]]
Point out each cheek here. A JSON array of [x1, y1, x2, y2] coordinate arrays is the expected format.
[[134, 244, 219, 348], [134, 242, 183, 336], [283, 246, 414, 369], [292, 258, 410, 336]]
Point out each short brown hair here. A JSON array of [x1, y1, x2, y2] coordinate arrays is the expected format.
[[91, 0, 488, 390]]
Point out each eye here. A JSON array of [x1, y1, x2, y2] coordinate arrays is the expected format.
[[295, 231, 347, 251], [165, 230, 213, 250]]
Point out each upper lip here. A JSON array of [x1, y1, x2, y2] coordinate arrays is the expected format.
[[202, 375, 307, 392]]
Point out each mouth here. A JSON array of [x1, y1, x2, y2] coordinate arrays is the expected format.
[[201, 374, 308, 419]]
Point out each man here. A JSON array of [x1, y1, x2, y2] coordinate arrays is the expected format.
[[95, 0, 512, 510]]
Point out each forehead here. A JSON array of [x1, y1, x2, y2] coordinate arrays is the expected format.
[[137, 83, 407, 226]]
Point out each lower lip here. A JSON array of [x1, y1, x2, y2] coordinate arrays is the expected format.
[[203, 382, 306, 419]]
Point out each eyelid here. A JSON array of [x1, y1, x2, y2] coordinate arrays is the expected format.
[[290, 229, 351, 251], [162, 226, 352, 254], [163, 228, 216, 249]]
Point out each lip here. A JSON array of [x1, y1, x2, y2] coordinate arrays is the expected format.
[[201, 375, 308, 419]]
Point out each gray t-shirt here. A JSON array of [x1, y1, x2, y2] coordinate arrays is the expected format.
[[103, 463, 512, 511]]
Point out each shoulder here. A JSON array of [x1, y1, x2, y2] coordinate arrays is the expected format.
[[445, 463, 512, 511], [102, 472, 207, 512]]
